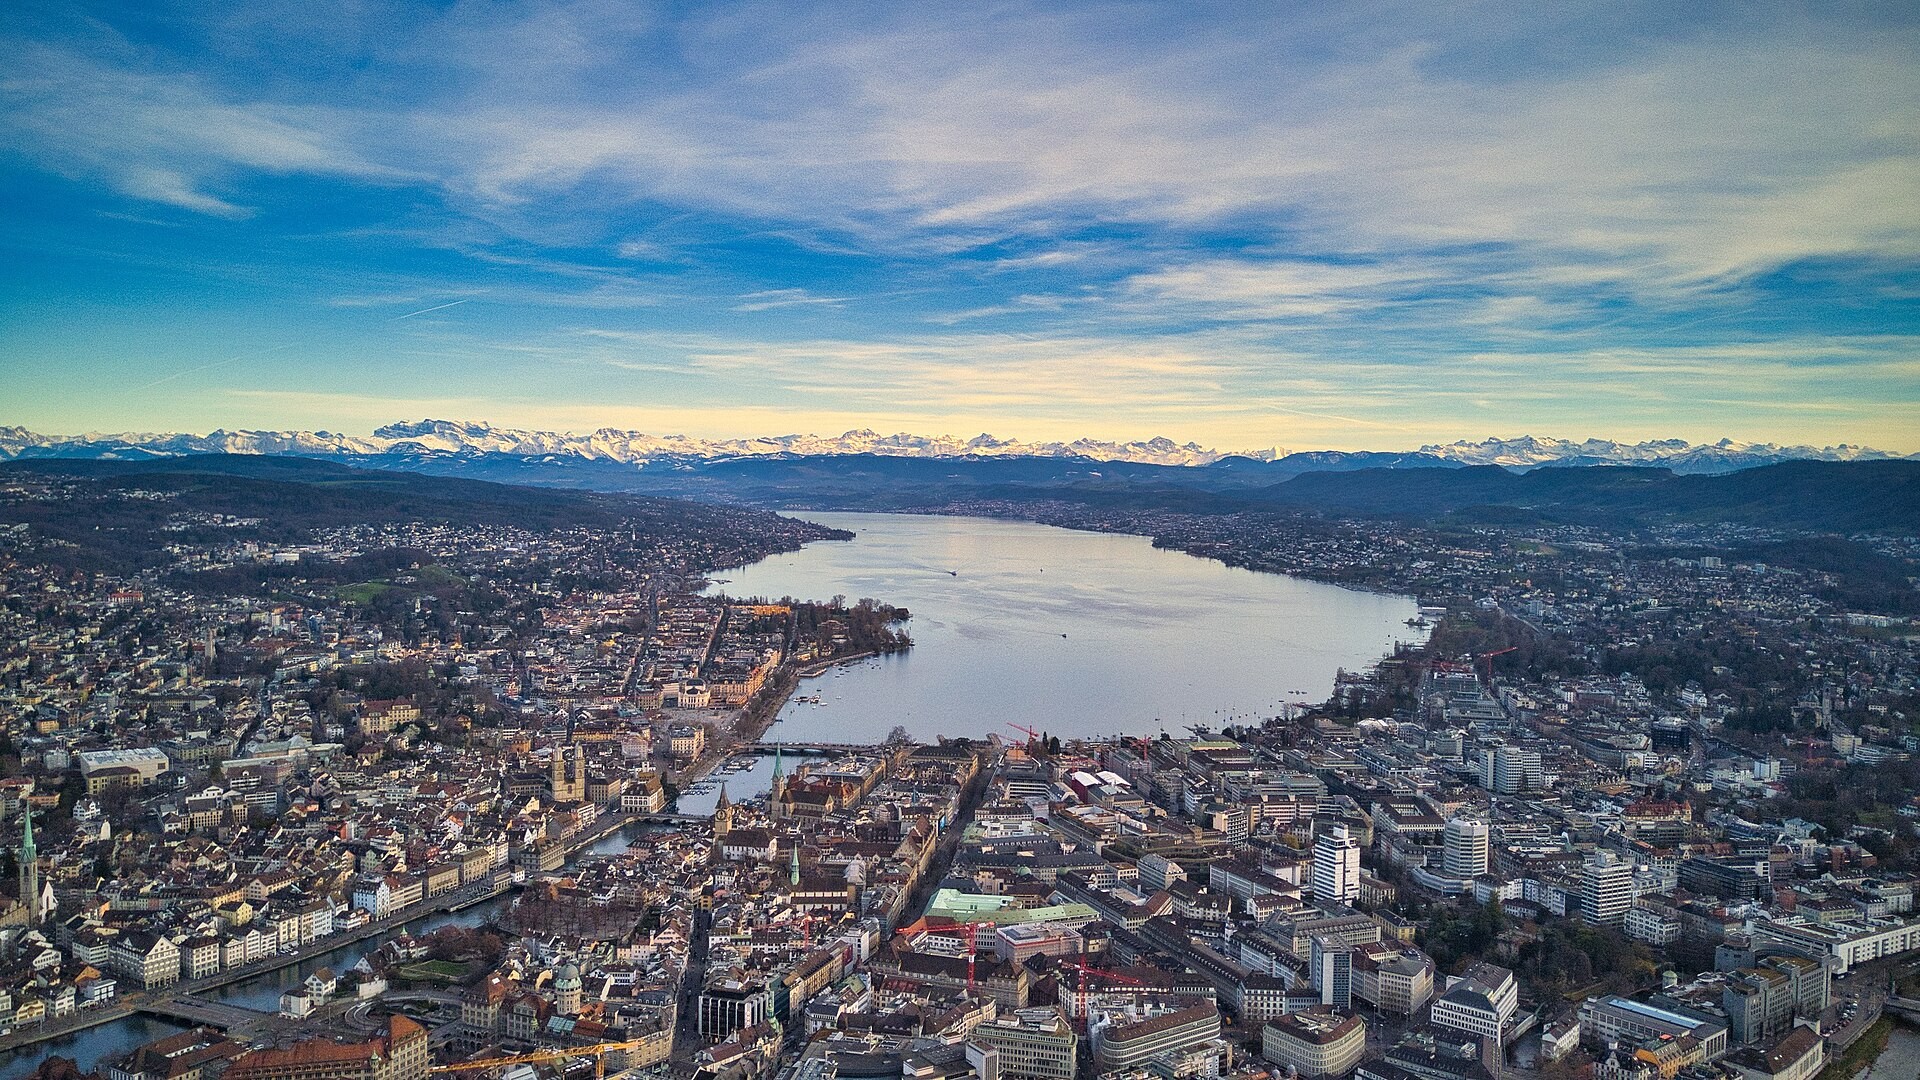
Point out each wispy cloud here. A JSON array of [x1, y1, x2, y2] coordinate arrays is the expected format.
[[3, 3, 1916, 451], [733, 289, 849, 312]]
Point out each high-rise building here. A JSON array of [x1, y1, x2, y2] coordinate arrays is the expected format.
[[1312, 825, 1361, 905], [1580, 851, 1633, 927], [1491, 747, 1543, 794], [1443, 818, 1490, 878], [1310, 934, 1353, 1010], [699, 977, 768, 1042]]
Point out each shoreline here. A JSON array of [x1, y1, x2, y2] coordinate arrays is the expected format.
[[762, 504, 1441, 608], [708, 508, 1423, 730]]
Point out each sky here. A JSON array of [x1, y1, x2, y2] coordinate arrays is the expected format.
[[3, 1, 1918, 454]]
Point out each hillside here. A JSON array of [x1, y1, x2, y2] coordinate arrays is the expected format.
[[0, 456, 845, 575], [1256, 460, 1920, 531]]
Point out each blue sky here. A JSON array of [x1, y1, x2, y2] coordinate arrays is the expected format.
[[3, 1, 1917, 452]]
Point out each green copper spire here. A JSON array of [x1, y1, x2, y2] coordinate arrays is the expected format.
[[771, 744, 783, 781], [19, 810, 38, 925], [789, 841, 801, 887]]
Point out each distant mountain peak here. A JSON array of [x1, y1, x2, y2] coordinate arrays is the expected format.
[[0, 423, 1906, 474], [1416, 435, 1909, 472], [0, 420, 1264, 467]]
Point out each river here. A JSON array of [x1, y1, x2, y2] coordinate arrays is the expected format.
[[1865, 1022, 1920, 1079], [0, 899, 509, 1079], [709, 512, 1424, 743]]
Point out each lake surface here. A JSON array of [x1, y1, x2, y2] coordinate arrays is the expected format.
[[710, 512, 1424, 743]]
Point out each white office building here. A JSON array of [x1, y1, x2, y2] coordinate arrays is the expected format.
[[1313, 825, 1361, 905], [1580, 851, 1634, 928], [1444, 818, 1490, 878]]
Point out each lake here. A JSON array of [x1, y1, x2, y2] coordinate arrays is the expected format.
[[709, 512, 1424, 743], [10, 511, 1418, 1076]]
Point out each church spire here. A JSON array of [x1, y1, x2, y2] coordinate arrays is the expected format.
[[19, 810, 38, 925], [789, 840, 801, 887], [769, 745, 786, 809], [713, 783, 732, 839]]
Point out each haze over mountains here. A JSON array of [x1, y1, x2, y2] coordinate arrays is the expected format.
[[0, 420, 1908, 474]]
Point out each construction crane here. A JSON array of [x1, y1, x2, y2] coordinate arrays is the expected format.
[[1057, 959, 1160, 1020], [948, 920, 1001, 993], [1006, 722, 1042, 745], [1477, 646, 1519, 685], [429, 1039, 645, 1079], [897, 918, 999, 993]]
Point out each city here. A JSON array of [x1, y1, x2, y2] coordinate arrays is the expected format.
[[4, 3, 1918, 1080], [0, 447, 1915, 1080]]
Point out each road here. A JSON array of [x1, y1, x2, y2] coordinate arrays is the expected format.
[[668, 908, 712, 1079]]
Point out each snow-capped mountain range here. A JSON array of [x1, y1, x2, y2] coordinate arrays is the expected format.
[[0, 419, 1247, 468], [1415, 435, 1910, 472], [0, 420, 1907, 473]]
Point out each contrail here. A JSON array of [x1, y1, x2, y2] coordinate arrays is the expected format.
[[131, 343, 299, 393], [393, 299, 469, 320], [126, 298, 471, 397]]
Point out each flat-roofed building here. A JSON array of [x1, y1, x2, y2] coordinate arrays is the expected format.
[[1263, 1006, 1366, 1078], [78, 749, 171, 794], [1090, 1003, 1221, 1073], [1577, 995, 1729, 1061], [1430, 963, 1517, 1043], [1747, 915, 1920, 975], [966, 1006, 1078, 1080], [1352, 942, 1434, 1015]]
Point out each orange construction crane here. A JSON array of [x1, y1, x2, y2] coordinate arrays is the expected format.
[[430, 1039, 645, 1079], [1477, 646, 1518, 685], [1007, 722, 1042, 743]]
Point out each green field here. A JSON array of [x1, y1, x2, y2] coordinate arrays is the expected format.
[[337, 581, 395, 604]]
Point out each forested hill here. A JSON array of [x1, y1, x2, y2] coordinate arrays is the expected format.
[[0, 455, 846, 575], [291, 449, 1920, 533], [1254, 459, 1920, 531]]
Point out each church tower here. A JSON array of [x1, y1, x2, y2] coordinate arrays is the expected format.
[[19, 810, 38, 925], [549, 746, 586, 803], [769, 745, 786, 812], [713, 784, 732, 839], [789, 840, 802, 887]]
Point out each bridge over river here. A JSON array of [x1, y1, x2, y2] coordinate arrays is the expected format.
[[743, 741, 875, 755], [139, 996, 275, 1035]]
